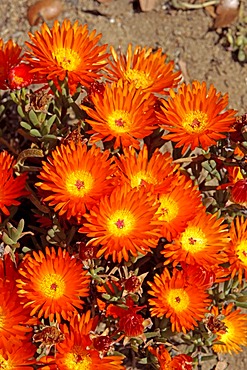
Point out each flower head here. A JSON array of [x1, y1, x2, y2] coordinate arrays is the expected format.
[[148, 267, 211, 333], [162, 211, 229, 267], [25, 20, 108, 93], [104, 44, 181, 94], [0, 38, 22, 89], [0, 151, 28, 218], [82, 79, 157, 149], [79, 185, 161, 262], [210, 303, 247, 354], [149, 345, 193, 370], [157, 81, 236, 154], [7, 63, 34, 89], [115, 145, 178, 191], [17, 247, 91, 322], [36, 142, 116, 220]]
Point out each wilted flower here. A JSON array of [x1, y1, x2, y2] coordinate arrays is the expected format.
[[149, 345, 193, 370]]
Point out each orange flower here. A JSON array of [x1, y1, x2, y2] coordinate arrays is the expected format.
[[0, 151, 28, 218], [0, 340, 36, 369], [115, 145, 178, 191], [41, 311, 125, 370], [79, 185, 161, 262], [157, 81, 236, 155], [227, 216, 247, 284], [17, 247, 91, 322], [0, 278, 33, 348], [156, 176, 203, 241], [148, 267, 211, 333], [25, 20, 108, 93], [210, 303, 247, 354], [82, 79, 157, 149], [149, 345, 193, 370], [162, 211, 229, 267], [104, 44, 181, 94], [36, 142, 116, 220], [0, 38, 22, 89]]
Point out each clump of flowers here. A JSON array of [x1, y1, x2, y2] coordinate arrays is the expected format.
[[0, 18, 247, 370]]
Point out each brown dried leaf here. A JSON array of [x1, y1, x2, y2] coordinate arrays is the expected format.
[[27, 0, 63, 26], [214, 0, 240, 28], [139, 0, 157, 12]]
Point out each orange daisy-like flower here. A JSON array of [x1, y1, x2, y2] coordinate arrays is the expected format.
[[149, 345, 193, 370], [0, 340, 36, 369], [25, 20, 108, 93], [104, 43, 181, 94], [41, 311, 125, 370], [36, 142, 116, 220], [0, 38, 35, 90], [162, 211, 229, 267], [210, 303, 247, 354], [79, 185, 161, 262], [227, 216, 247, 284], [148, 267, 211, 333], [82, 79, 157, 149], [115, 145, 178, 191], [157, 81, 236, 155], [0, 38, 21, 89], [156, 175, 203, 241], [17, 247, 91, 322], [0, 151, 28, 218]]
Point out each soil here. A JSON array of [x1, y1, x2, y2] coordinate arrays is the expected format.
[[0, 0, 247, 369]]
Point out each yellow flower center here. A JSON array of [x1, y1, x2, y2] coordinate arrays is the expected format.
[[0, 355, 11, 370], [167, 288, 190, 312], [124, 69, 153, 89], [130, 171, 157, 188], [182, 111, 209, 134], [181, 226, 207, 253], [107, 110, 132, 133], [157, 195, 179, 222], [12, 75, 24, 85], [65, 170, 94, 197], [64, 351, 92, 370], [107, 209, 135, 237], [52, 47, 81, 71], [39, 273, 66, 299], [218, 319, 234, 343], [236, 241, 247, 265]]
